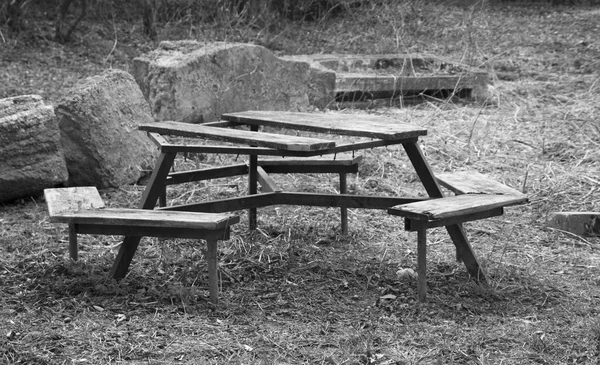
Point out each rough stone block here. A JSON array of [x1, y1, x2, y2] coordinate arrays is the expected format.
[[0, 94, 44, 118], [0, 97, 68, 203], [546, 212, 600, 237], [56, 69, 158, 188], [131, 41, 335, 122]]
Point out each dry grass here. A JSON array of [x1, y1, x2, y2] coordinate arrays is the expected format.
[[1, 2, 600, 364]]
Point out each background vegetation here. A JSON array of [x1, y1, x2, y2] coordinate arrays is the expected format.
[[1, 0, 599, 364]]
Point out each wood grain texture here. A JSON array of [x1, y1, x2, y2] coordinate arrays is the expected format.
[[50, 208, 240, 230], [436, 171, 525, 196], [222, 111, 427, 140], [44, 187, 105, 217], [139, 121, 336, 151], [389, 194, 527, 220]]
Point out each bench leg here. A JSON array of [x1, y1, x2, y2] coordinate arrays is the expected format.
[[68, 223, 78, 261], [206, 238, 219, 304], [248, 154, 258, 231], [417, 226, 427, 302], [339, 172, 348, 235]]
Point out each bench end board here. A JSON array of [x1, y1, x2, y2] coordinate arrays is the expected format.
[[44, 187, 105, 219]]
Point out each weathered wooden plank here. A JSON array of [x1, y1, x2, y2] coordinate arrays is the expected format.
[[259, 155, 361, 174], [436, 171, 525, 196], [156, 138, 415, 157], [166, 164, 249, 185], [276, 193, 424, 209], [222, 111, 427, 140], [139, 121, 336, 151], [546, 212, 600, 237], [75, 224, 230, 240], [259, 155, 363, 166], [260, 163, 359, 175], [161, 192, 425, 213], [50, 208, 240, 230], [161, 193, 281, 213], [404, 207, 505, 230], [389, 194, 527, 220], [44, 187, 105, 218]]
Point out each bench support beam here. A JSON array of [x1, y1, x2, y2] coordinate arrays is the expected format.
[[417, 226, 427, 302]]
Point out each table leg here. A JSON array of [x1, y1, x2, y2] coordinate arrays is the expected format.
[[402, 141, 488, 283], [248, 125, 259, 230], [339, 172, 348, 235], [109, 151, 177, 279]]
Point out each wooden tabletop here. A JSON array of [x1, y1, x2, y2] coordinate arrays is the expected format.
[[139, 121, 336, 152], [222, 111, 427, 140]]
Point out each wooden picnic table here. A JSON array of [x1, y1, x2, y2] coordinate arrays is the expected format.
[[109, 111, 487, 287]]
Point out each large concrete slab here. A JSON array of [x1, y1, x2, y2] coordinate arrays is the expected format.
[[282, 53, 490, 106], [131, 41, 335, 122]]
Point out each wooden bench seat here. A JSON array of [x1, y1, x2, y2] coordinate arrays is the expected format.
[[387, 171, 528, 302], [44, 187, 239, 304]]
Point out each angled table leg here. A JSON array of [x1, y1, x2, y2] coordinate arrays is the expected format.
[[402, 141, 488, 283], [109, 151, 177, 279]]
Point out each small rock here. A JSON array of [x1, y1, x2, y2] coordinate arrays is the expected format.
[[396, 268, 417, 280]]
